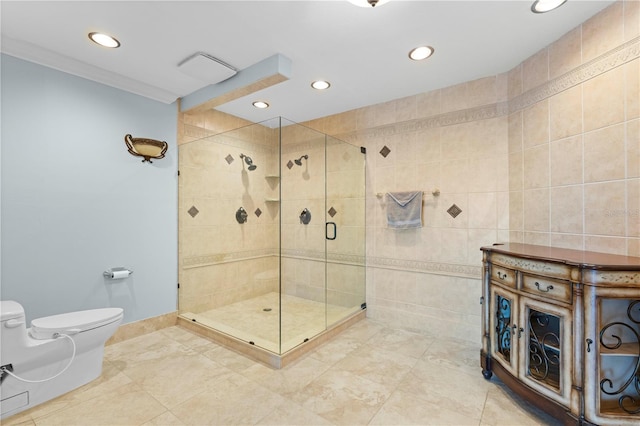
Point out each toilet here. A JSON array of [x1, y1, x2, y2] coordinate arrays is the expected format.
[[0, 301, 123, 419]]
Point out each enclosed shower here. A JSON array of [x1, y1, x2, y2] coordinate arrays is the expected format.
[[177, 117, 365, 366]]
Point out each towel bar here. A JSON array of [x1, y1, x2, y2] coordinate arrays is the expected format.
[[376, 189, 440, 198]]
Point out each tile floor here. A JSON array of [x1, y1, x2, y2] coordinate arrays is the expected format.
[[4, 319, 557, 425]]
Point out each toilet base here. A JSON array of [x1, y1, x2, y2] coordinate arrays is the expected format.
[[0, 343, 107, 419], [0, 344, 106, 419]]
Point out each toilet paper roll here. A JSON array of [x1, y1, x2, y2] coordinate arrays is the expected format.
[[111, 270, 131, 279]]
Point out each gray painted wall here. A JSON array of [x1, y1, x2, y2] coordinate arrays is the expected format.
[[1, 54, 178, 324]]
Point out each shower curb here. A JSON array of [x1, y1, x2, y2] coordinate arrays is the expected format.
[[177, 309, 365, 369]]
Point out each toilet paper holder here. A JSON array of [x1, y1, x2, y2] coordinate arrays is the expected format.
[[103, 267, 133, 279]]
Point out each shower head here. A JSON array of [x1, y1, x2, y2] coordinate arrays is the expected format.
[[239, 153, 257, 171], [294, 155, 308, 166]]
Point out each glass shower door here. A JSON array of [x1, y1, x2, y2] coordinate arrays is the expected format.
[[278, 119, 327, 353], [325, 136, 366, 328]]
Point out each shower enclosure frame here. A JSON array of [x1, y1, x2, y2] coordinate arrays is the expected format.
[[177, 117, 366, 367]]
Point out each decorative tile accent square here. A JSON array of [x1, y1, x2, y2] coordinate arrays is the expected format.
[[379, 145, 391, 158], [225, 154, 234, 164], [328, 207, 337, 217], [447, 204, 462, 219], [287, 160, 294, 169], [255, 208, 262, 217], [188, 206, 199, 218]]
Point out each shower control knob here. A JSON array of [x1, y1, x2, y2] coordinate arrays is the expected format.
[[236, 207, 248, 224], [300, 208, 311, 225]]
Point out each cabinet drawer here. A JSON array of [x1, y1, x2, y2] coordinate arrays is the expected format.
[[522, 275, 572, 304], [491, 265, 516, 288]]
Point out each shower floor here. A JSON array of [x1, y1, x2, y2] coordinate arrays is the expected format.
[[182, 292, 360, 353]]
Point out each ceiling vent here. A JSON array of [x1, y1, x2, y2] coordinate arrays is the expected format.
[[177, 52, 237, 84]]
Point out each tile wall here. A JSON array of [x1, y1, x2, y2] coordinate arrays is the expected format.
[[178, 112, 280, 314], [508, 0, 639, 255], [303, 77, 509, 343], [301, 0, 639, 343], [279, 125, 329, 305], [177, 1, 639, 345]]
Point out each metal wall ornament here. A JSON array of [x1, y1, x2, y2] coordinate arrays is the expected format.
[[124, 134, 168, 163]]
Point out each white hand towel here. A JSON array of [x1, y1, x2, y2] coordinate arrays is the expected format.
[[386, 191, 422, 229]]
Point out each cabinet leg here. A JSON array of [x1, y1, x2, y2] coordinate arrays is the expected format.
[[480, 351, 492, 380]]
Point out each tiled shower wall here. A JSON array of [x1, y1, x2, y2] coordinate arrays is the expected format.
[[280, 126, 328, 305], [279, 127, 366, 309], [177, 113, 366, 316], [178, 113, 280, 313]]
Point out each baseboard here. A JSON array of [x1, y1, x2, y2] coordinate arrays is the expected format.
[[106, 311, 177, 345]]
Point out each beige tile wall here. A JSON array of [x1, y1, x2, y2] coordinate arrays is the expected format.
[[509, 0, 639, 256], [178, 111, 280, 314], [176, 1, 639, 344], [279, 124, 366, 311], [300, 0, 639, 343], [302, 75, 509, 343]]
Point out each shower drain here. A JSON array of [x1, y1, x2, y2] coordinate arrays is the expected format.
[[263, 308, 272, 312]]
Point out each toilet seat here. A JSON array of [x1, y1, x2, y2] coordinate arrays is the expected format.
[[30, 308, 124, 340]]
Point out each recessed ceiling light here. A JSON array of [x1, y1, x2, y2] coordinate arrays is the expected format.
[[88, 32, 120, 48], [408, 46, 435, 61], [531, 0, 567, 13], [347, 0, 391, 7], [252, 101, 269, 109], [311, 80, 330, 90]]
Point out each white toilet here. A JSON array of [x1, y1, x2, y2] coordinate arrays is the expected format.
[[0, 300, 123, 419]]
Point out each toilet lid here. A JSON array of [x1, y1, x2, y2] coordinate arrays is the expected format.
[[30, 308, 123, 339]]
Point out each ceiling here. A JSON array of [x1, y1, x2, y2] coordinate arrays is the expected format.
[[1, 0, 615, 124]]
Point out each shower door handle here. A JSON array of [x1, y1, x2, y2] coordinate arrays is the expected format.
[[326, 222, 337, 240]]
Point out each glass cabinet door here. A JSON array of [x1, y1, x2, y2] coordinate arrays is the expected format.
[[526, 308, 561, 389], [596, 298, 640, 417], [490, 286, 518, 376], [520, 298, 572, 406]]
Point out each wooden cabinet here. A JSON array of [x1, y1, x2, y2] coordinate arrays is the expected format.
[[481, 243, 640, 425]]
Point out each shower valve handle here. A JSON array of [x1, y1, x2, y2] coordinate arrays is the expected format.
[[236, 207, 248, 224], [300, 208, 311, 225]]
